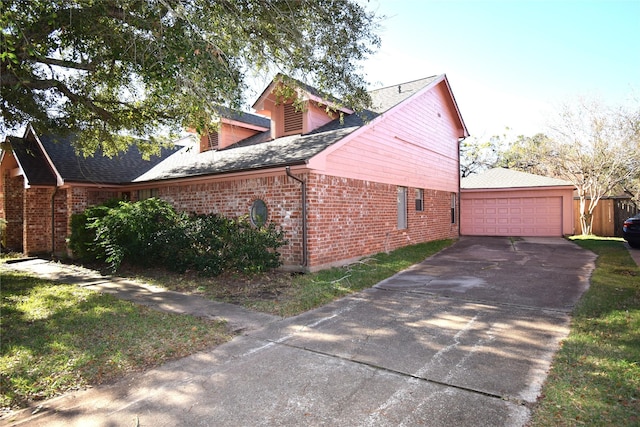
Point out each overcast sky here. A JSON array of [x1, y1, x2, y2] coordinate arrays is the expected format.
[[360, 0, 640, 140]]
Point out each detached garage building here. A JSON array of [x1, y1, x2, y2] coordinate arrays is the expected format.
[[461, 168, 575, 237]]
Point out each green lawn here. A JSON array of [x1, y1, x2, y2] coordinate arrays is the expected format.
[[529, 237, 640, 426], [0, 271, 231, 410], [5, 235, 634, 424]]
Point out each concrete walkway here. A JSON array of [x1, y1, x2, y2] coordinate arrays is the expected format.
[[1, 258, 279, 333], [1, 237, 598, 426]]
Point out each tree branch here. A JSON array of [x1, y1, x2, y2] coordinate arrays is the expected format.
[[25, 55, 96, 72]]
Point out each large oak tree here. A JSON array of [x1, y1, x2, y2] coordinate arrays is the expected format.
[[1, 0, 380, 155]]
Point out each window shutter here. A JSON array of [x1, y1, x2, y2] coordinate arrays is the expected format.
[[283, 103, 303, 134], [207, 132, 219, 150]]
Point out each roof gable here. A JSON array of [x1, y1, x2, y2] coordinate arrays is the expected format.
[[135, 74, 466, 182], [6, 133, 57, 186], [461, 168, 574, 189], [369, 74, 468, 137], [134, 112, 370, 182], [252, 74, 353, 115]]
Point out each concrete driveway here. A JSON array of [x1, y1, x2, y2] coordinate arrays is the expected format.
[[4, 237, 596, 427]]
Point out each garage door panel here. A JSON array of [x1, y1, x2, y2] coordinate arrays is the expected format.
[[461, 196, 562, 237]]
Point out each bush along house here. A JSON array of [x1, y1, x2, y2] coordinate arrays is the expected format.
[[0, 74, 469, 272]]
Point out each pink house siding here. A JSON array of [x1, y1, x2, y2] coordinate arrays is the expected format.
[[218, 123, 262, 150], [309, 81, 460, 193], [305, 102, 338, 133]]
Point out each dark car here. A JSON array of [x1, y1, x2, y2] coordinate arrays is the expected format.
[[623, 213, 640, 248]]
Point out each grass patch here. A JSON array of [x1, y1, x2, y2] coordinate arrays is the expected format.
[[248, 239, 454, 317], [0, 271, 231, 410], [126, 239, 454, 318], [529, 237, 640, 426]]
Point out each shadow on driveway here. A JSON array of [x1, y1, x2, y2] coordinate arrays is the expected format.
[[3, 236, 596, 427]]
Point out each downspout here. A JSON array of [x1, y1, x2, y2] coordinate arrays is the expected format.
[[285, 166, 307, 268], [457, 136, 466, 234], [51, 186, 58, 255]]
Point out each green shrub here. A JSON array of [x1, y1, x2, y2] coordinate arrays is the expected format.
[[0, 217, 6, 249], [69, 199, 286, 275], [163, 214, 286, 276], [89, 198, 180, 270], [68, 199, 120, 260], [228, 220, 286, 274]]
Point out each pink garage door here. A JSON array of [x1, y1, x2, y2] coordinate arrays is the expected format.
[[461, 196, 563, 237]]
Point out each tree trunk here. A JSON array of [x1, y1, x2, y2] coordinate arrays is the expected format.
[[578, 196, 591, 235], [580, 212, 593, 235]]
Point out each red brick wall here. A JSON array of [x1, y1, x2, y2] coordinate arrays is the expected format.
[[88, 190, 120, 206], [17, 173, 458, 268], [53, 189, 68, 255], [16, 186, 122, 257], [3, 173, 24, 251], [158, 175, 305, 266], [23, 187, 55, 254], [306, 174, 458, 270], [156, 172, 458, 270]]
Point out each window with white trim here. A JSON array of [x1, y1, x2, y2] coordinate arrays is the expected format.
[[415, 188, 424, 211], [397, 187, 408, 229], [451, 193, 457, 223]]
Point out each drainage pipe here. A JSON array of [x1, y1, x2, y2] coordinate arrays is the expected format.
[[285, 166, 307, 268]]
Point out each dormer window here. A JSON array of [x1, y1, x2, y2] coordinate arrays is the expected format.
[[283, 103, 303, 135], [198, 112, 269, 153], [252, 74, 354, 139]]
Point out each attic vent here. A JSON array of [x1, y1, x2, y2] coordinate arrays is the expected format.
[[207, 132, 219, 150], [283, 103, 303, 134]]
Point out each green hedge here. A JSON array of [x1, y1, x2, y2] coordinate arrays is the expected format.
[[69, 198, 286, 275]]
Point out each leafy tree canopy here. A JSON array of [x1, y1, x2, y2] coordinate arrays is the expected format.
[[459, 134, 501, 178], [1, 0, 380, 156], [546, 98, 640, 233]]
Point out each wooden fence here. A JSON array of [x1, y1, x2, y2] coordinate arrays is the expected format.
[[573, 197, 639, 237]]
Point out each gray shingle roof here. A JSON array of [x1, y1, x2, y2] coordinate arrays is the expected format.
[[461, 167, 574, 189], [8, 135, 57, 186], [135, 77, 439, 182], [134, 117, 366, 181], [38, 134, 180, 184], [369, 75, 440, 113], [217, 107, 270, 128], [10, 75, 451, 185]]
